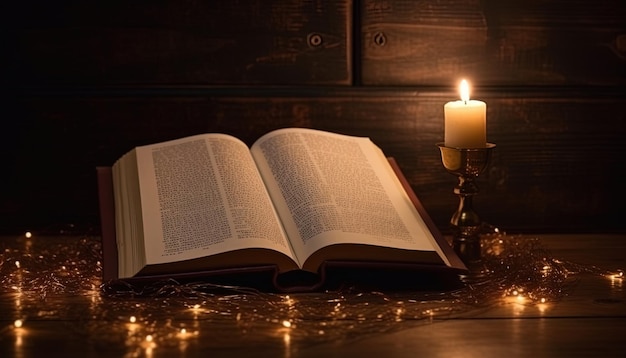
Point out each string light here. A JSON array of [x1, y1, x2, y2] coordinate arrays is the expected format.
[[1, 231, 622, 352], [142, 334, 156, 352], [608, 270, 623, 288], [177, 327, 196, 339], [13, 319, 25, 349], [608, 271, 624, 280]]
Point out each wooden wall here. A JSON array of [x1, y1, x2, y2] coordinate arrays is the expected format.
[[2, 0, 625, 235]]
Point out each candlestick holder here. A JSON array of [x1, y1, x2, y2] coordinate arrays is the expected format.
[[437, 143, 495, 265]]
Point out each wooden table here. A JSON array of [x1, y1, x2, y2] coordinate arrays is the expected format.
[[1, 233, 625, 357]]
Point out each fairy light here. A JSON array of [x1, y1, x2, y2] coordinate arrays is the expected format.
[[142, 334, 156, 357], [395, 307, 404, 316], [1, 230, 622, 352], [332, 302, 347, 319], [536, 297, 551, 314], [284, 295, 295, 306], [609, 270, 624, 289], [608, 271, 624, 281], [25, 232, 32, 239], [13, 319, 25, 350], [88, 284, 100, 306], [126, 316, 141, 336]]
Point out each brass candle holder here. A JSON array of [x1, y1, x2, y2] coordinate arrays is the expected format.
[[437, 143, 496, 265]]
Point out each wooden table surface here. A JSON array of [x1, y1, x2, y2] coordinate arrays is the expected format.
[[1, 233, 625, 357]]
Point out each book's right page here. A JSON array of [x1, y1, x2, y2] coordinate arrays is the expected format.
[[250, 128, 452, 272]]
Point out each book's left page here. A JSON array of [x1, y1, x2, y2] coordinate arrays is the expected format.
[[113, 133, 298, 278]]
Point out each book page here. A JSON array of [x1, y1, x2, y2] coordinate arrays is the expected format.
[[250, 128, 449, 270], [112, 149, 147, 278], [134, 133, 295, 267]]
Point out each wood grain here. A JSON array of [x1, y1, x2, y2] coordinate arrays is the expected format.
[[3, 0, 352, 86], [2, 88, 624, 234], [360, 0, 626, 86], [2, 0, 625, 234], [0, 234, 623, 357]]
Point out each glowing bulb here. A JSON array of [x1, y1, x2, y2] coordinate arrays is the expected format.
[[141, 334, 157, 351], [129, 316, 137, 323], [284, 295, 296, 306], [25, 232, 32, 238], [15, 261, 20, 269], [537, 300, 549, 314], [610, 271, 624, 280], [14, 319, 23, 328], [282, 320, 292, 328], [609, 271, 624, 289]]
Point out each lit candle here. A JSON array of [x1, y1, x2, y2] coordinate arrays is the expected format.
[[444, 79, 487, 148]]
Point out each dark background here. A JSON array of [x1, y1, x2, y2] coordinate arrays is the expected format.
[[1, 0, 625, 235]]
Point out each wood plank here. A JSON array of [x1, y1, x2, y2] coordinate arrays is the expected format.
[[0, 234, 623, 357], [300, 318, 626, 358], [360, 0, 626, 86], [3, 0, 351, 86], [2, 89, 624, 234]]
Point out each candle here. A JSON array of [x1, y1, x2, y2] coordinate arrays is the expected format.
[[444, 79, 486, 148]]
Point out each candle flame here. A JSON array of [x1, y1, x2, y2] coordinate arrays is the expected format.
[[459, 79, 470, 102]]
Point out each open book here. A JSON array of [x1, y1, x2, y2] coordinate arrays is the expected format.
[[97, 128, 465, 291]]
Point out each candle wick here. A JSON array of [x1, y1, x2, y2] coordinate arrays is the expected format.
[[464, 100, 467, 105]]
